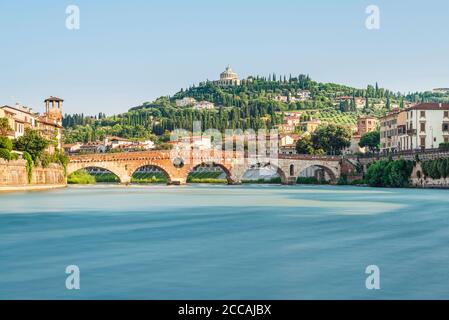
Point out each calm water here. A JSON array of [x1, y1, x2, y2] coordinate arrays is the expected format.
[[1, 184, 449, 299]]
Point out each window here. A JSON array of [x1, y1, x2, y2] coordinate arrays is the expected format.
[[420, 111, 426, 118], [289, 164, 294, 176], [420, 122, 426, 132], [420, 137, 426, 148], [445, 138, 449, 143], [445, 111, 449, 118], [443, 123, 449, 132]]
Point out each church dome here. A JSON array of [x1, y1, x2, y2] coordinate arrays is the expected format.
[[220, 65, 238, 80]]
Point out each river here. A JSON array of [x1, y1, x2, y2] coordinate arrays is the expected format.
[[1, 184, 449, 299]]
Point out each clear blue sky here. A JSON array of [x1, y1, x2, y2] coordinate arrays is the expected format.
[[1, 0, 448, 115]]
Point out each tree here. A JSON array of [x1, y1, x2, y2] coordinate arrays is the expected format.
[[0, 117, 11, 136], [13, 129, 49, 161], [0, 136, 13, 151], [311, 124, 352, 155], [359, 131, 380, 153], [295, 135, 314, 154]]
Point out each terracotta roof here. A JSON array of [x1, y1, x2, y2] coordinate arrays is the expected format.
[[405, 103, 449, 111]]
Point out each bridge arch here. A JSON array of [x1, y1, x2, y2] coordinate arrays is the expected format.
[[298, 164, 337, 183], [186, 162, 236, 184], [128, 162, 174, 184], [67, 164, 127, 183], [240, 163, 288, 184]]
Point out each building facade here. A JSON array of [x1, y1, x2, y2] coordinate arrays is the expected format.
[[380, 108, 400, 152], [0, 96, 64, 152], [380, 103, 449, 152]]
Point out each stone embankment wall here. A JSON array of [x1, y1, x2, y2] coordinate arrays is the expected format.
[[411, 163, 449, 188], [0, 159, 66, 186]]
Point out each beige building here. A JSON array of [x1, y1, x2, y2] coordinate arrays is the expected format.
[[213, 66, 241, 87], [1, 104, 36, 138], [0, 108, 17, 138], [380, 108, 400, 152], [0, 96, 64, 152], [380, 103, 449, 152], [300, 119, 321, 133], [357, 116, 378, 136], [193, 101, 215, 110], [175, 97, 197, 107]]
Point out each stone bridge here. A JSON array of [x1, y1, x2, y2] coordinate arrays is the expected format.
[[67, 150, 345, 185]]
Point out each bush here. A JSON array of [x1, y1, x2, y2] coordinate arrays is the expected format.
[[422, 158, 449, 180], [67, 170, 96, 184], [13, 129, 49, 161], [0, 148, 12, 160], [297, 176, 320, 184], [365, 159, 415, 187], [337, 174, 348, 185], [0, 136, 13, 151]]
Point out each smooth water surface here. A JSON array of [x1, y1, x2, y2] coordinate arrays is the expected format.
[[1, 184, 449, 299]]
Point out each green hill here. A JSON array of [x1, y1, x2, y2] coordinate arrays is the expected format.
[[63, 74, 449, 144]]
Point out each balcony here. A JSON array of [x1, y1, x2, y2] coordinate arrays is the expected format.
[[407, 129, 416, 135]]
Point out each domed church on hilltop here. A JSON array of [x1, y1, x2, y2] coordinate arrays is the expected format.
[[213, 65, 241, 86]]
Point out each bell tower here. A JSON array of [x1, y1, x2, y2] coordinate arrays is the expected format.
[[44, 96, 63, 124]]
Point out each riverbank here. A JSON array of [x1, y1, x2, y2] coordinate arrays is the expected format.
[[0, 184, 67, 193]]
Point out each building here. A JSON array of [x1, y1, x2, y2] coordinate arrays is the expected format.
[[175, 97, 197, 107], [0, 108, 17, 138], [213, 66, 241, 87], [275, 124, 296, 133], [279, 134, 300, 155], [357, 116, 378, 136], [193, 101, 215, 110], [296, 90, 311, 101], [345, 116, 379, 154], [63, 143, 82, 154], [300, 119, 321, 133], [433, 88, 449, 94], [284, 115, 301, 127], [380, 108, 400, 153], [1, 104, 36, 138], [0, 96, 64, 152], [401, 103, 449, 150], [380, 103, 449, 152]]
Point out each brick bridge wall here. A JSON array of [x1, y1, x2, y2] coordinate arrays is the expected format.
[[67, 151, 346, 185]]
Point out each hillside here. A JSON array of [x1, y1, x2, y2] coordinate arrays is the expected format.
[[62, 74, 449, 144]]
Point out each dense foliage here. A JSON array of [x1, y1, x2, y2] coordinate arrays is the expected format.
[[364, 159, 415, 187], [359, 131, 380, 152], [0, 136, 13, 151], [13, 129, 49, 161], [0, 117, 12, 136], [421, 159, 449, 180], [67, 170, 96, 184], [296, 124, 352, 155]]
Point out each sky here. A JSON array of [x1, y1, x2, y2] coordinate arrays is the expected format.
[[0, 0, 448, 115]]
